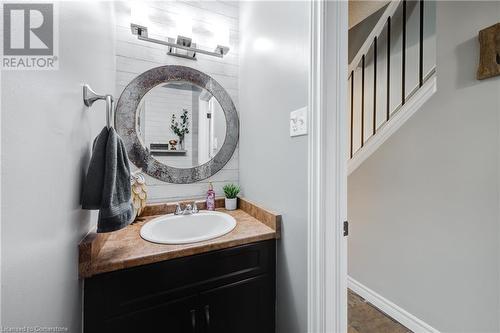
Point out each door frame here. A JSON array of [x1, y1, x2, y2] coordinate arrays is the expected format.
[[307, 1, 348, 332]]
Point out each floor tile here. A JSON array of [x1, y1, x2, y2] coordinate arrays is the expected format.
[[348, 290, 413, 333]]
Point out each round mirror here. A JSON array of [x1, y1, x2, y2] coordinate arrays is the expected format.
[[115, 65, 239, 184]]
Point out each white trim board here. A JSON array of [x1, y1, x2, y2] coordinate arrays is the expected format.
[[307, 0, 348, 332], [348, 74, 437, 175], [348, 277, 441, 333]]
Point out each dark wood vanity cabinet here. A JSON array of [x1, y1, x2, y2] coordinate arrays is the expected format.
[[84, 240, 276, 333]]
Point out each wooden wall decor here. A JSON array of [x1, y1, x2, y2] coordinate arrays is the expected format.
[[477, 23, 500, 80]]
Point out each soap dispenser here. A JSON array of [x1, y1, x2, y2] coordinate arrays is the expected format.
[[206, 182, 216, 211]]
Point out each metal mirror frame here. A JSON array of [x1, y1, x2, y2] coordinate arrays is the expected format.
[[115, 65, 239, 184]]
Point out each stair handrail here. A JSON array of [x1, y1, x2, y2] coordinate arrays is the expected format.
[[348, 0, 401, 75]]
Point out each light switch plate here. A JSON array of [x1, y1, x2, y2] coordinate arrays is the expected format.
[[290, 107, 307, 137]]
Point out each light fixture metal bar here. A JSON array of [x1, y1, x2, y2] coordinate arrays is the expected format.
[[137, 35, 227, 58]]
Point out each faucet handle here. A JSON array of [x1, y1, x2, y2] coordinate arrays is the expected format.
[[192, 201, 199, 213], [174, 203, 182, 215]]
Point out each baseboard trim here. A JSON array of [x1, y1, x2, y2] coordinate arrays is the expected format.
[[348, 74, 437, 175], [348, 276, 441, 333]]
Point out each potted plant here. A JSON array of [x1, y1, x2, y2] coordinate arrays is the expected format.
[[223, 183, 240, 211], [171, 109, 190, 150]]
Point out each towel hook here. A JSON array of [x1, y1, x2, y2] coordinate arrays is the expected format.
[[83, 84, 114, 129]]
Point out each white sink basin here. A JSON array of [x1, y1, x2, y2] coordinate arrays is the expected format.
[[140, 211, 237, 245]]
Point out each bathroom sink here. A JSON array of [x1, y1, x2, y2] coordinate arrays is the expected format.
[[140, 211, 237, 244]]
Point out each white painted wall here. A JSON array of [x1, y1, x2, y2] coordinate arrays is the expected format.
[[1, 2, 116, 332], [348, 2, 500, 332], [114, 1, 239, 202], [238, 2, 309, 332]]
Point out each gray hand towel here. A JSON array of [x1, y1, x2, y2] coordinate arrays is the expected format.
[[82, 127, 134, 233], [82, 127, 109, 210]]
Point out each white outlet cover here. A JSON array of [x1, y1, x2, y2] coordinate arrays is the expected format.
[[290, 107, 307, 137]]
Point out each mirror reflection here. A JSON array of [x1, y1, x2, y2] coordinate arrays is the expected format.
[[137, 81, 227, 168]]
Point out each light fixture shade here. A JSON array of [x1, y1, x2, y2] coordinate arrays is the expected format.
[[130, 3, 150, 27], [175, 15, 193, 38], [211, 23, 230, 47]]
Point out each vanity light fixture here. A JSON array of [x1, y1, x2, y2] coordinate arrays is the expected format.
[[130, 23, 230, 61]]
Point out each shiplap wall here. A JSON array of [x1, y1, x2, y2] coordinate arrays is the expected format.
[[114, 1, 239, 202], [143, 86, 195, 168]]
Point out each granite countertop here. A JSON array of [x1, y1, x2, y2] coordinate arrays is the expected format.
[[79, 198, 281, 278]]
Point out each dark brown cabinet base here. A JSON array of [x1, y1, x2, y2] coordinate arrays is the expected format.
[[84, 240, 276, 333]]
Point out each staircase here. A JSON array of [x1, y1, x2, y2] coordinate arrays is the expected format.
[[348, 0, 437, 174]]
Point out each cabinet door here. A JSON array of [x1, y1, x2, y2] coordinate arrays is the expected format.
[[200, 275, 275, 333], [102, 295, 201, 333]]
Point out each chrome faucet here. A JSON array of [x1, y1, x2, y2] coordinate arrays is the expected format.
[[174, 202, 199, 215], [174, 203, 183, 215], [183, 204, 193, 215]]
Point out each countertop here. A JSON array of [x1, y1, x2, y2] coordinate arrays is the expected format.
[[79, 198, 281, 278]]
